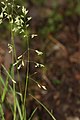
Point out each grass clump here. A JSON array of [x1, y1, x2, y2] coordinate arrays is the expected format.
[[0, 0, 56, 120]]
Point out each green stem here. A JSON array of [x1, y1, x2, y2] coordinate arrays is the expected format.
[[10, 1, 16, 119], [11, 28, 17, 120], [0, 104, 5, 120], [23, 36, 30, 119]]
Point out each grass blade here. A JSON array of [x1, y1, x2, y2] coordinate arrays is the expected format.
[[1, 65, 16, 83], [29, 94, 56, 120], [16, 97, 23, 120], [0, 104, 5, 120], [1, 76, 9, 103], [0, 75, 5, 87], [28, 107, 38, 120]]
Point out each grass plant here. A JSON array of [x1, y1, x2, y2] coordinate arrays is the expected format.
[[0, 0, 56, 120]]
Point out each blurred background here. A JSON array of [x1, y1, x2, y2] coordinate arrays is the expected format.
[[0, 0, 80, 120]]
